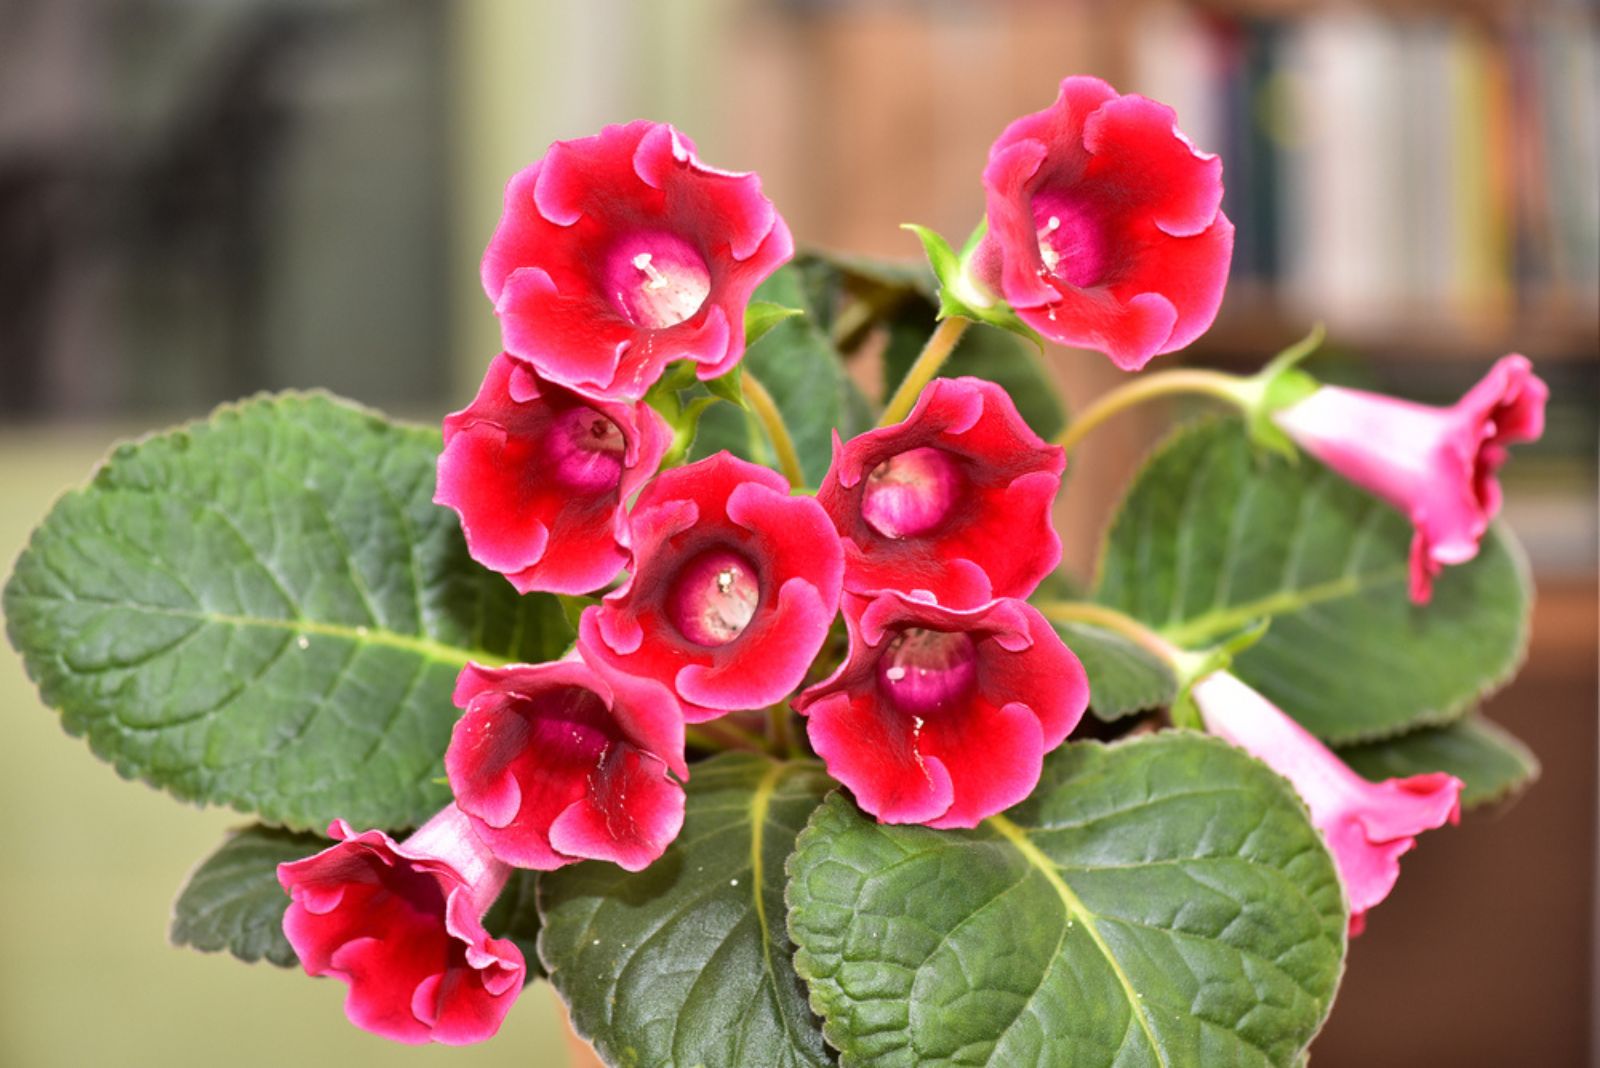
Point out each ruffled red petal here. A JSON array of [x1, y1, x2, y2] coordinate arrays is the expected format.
[[445, 660, 687, 871], [818, 377, 1063, 608], [579, 453, 844, 720], [435, 354, 669, 595], [481, 121, 792, 401], [794, 592, 1088, 828]]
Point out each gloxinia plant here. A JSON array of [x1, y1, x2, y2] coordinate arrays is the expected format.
[[3, 82, 1548, 1068]]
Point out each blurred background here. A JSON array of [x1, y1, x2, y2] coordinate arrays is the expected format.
[[0, 0, 1595, 1065]]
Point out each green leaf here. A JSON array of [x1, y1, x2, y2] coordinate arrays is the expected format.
[[170, 824, 324, 967], [1049, 620, 1177, 721], [540, 753, 834, 1068], [1094, 418, 1532, 744], [1337, 715, 1540, 809], [787, 733, 1347, 1067], [3, 392, 574, 830], [692, 265, 873, 484], [482, 870, 545, 977]]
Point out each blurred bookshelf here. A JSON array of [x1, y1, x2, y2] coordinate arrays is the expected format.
[[735, 0, 1597, 583]]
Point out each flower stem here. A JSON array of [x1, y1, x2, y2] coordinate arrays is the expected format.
[[1054, 369, 1251, 453], [878, 316, 970, 426], [741, 370, 806, 489], [685, 720, 769, 755], [1033, 599, 1189, 666], [765, 704, 801, 759]]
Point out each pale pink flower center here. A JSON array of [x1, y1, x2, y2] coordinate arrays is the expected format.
[[667, 547, 761, 647], [861, 447, 963, 539], [876, 627, 978, 715], [547, 407, 626, 492], [1033, 196, 1108, 289], [604, 232, 712, 329]]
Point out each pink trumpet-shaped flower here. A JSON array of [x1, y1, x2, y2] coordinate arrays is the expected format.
[[482, 120, 793, 401], [277, 804, 525, 1045], [1191, 671, 1462, 935], [817, 377, 1064, 609], [579, 452, 844, 722], [1273, 354, 1547, 603], [446, 659, 688, 872], [793, 591, 1088, 829], [972, 75, 1234, 370], [436, 354, 670, 595]]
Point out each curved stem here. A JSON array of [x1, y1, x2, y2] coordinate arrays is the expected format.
[[1055, 369, 1250, 453], [1033, 599, 1189, 666], [741, 370, 806, 489], [878, 316, 970, 426]]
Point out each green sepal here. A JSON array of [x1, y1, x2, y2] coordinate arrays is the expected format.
[[703, 363, 746, 408], [743, 300, 804, 349], [1243, 323, 1325, 458], [1169, 618, 1273, 729], [903, 221, 1044, 352]]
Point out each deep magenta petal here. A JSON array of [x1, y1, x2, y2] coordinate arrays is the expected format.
[[818, 377, 1063, 608], [444, 660, 688, 871], [581, 453, 844, 720], [975, 76, 1231, 367], [795, 592, 1087, 827], [481, 121, 792, 401], [436, 354, 668, 595], [276, 805, 524, 1045]]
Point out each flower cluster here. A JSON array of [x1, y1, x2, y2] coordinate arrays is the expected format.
[[276, 82, 1548, 1049]]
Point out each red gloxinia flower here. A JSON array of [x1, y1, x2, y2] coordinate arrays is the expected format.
[[277, 804, 524, 1045], [578, 452, 844, 722], [793, 590, 1088, 829], [971, 75, 1234, 370], [817, 376, 1064, 609], [1191, 671, 1462, 935], [435, 353, 670, 595], [481, 120, 793, 401], [446, 658, 688, 872], [1273, 354, 1547, 603]]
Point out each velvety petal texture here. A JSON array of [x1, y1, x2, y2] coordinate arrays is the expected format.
[[436, 354, 670, 595], [1192, 671, 1462, 934], [817, 376, 1064, 608], [277, 805, 524, 1045], [482, 121, 793, 400], [445, 659, 688, 872], [793, 591, 1088, 829], [579, 452, 844, 722], [1273, 354, 1547, 603], [972, 76, 1233, 370]]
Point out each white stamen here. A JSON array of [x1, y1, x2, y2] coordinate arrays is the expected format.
[[632, 252, 669, 290], [1038, 215, 1063, 273], [885, 666, 907, 682]]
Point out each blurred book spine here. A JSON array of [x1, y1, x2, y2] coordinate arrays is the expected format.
[[1133, 3, 1600, 342]]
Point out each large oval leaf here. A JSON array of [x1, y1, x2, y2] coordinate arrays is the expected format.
[[1094, 419, 1531, 743], [787, 733, 1346, 1067], [3, 392, 572, 830], [540, 753, 834, 1068]]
